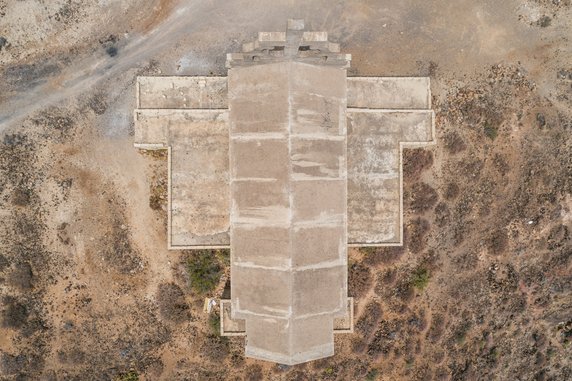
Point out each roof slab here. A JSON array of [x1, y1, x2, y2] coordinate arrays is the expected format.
[[134, 109, 230, 248], [136, 76, 431, 110], [134, 78, 434, 248], [228, 60, 349, 364]]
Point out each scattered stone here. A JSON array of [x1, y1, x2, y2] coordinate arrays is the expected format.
[[537, 16, 552, 28], [536, 113, 546, 128], [556, 69, 572, 80]]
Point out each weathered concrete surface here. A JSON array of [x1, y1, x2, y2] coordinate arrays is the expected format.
[[136, 76, 430, 110], [134, 109, 229, 248], [134, 75, 433, 247], [347, 110, 434, 245], [137, 76, 227, 109], [220, 299, 246, 336], [347, 77, 431, 109], [220, 298, 354, 336], [228, 59, 348, 365]]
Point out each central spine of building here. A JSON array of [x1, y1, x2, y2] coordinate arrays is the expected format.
[[227, 21, 350, 365]]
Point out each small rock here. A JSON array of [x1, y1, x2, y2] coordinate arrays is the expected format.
[[536, 113, 546, 128], [106, 46, 118, 57], [537, 16, 552, 28], [557, 69, 568, 79], [0, 37, 7, 51]]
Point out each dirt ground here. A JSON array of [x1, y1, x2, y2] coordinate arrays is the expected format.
[[0, 0, 571, 380]]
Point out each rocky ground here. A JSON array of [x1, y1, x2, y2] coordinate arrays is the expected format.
[[0, 0, 571, 380]]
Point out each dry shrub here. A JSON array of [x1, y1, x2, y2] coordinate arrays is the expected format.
[[348, 261, 372, 298], [427, 313, 445, 344], [101, 211, 143, 274], [487, 229, 508, 255], [444, 183, 460, 200], [2, 296, 28, 329], [367, 320, 397, 359], [11, 187, 31, 206], [156, 283, 190, 324], [444, 131, 466, 154], [362, 246, 404, 266], [407, 182, 439, 213], [355, 302, 382, 339], [407, 218, 430, 254], [199, 334, 229, 363], [403, 148, 434, 181], [9, 262, 33, 289], [393, 276, 415, 305], [378, 268, 397, 286], [244, 364, 263, 381], [0, 254, 9, 271]]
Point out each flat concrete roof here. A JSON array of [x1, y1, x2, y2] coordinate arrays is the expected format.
[[136, 76, 431, 110], [220, 298, 354, 336], [347, 109, 434, 245], [134, 109, 230, 248], [134, 77, 434, 248], [137, 76, 227, 109], [228, 61, 348, 364]]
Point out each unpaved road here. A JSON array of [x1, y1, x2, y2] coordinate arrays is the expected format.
[[1, 0, 566, 128]]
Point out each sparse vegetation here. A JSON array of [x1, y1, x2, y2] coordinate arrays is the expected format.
[[209, 311, 221, 336], [139, 149, 168, 159], [116, 370, 138, 381], [410, 267, 430, 291], [187, 250, 224, 294], [537, 15, 551, 28], [403, 148, 434, 181], [366, 368, 379, 380], [156, 282, 191, 323], [348, 260, 372, 298], [483, 121, 498, 140], [408, 182, 439, 213], [215, 249, 230, 267], [149, 181, 167, 210], [361, 246, 404, 265]]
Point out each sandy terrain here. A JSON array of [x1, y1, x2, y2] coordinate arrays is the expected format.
[[0, 0, 571, 380]]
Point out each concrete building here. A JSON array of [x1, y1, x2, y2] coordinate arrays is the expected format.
[[133, 20, 434, 365]]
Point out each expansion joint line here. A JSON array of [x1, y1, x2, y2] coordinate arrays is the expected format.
[[286, 62, 294, 353]]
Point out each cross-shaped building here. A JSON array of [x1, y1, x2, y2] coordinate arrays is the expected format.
[[133, 19, 434, 365]]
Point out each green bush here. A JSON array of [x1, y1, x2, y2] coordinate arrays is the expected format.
[[187, 250, 224, 294], [483, 121, 498, 140], [116, 370, 138, 381], [411, 267, 430, 290], [366, 369, 379, 381], [209, 311, 221, 336], [215, 249, 230, 267], [359, 247, 378, 257]]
